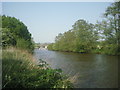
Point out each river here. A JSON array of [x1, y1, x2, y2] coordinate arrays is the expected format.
[[34, 49, 118, 88]]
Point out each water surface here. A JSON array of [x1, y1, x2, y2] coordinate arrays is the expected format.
[[34, 49, 118, 88]]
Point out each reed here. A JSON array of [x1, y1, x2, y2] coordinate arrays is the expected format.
[[2, 47, 73, 88]]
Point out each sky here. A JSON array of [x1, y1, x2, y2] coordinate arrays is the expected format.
[[2, 2, 112, 43]]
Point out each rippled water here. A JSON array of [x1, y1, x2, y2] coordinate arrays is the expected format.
[[34, 49, 118, 88]]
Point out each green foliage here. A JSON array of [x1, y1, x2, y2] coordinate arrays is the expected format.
[[16, 38, 34, 52], [2, 28, 16, 47], [101, 44, 118, 55], [1, 15, 34, 52], [96, 2, 120, 55], [2, 48, 73, 88], [47, 43, 54, 50], [48, 19, 98, 53], [48, 2, 120, 55], [34, 43, 41, 49]]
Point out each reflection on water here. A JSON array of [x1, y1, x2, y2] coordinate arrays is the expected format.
[[34, 49, 118, 88]]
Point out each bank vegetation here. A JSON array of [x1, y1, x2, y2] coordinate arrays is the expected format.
[[48, 2, 120, 55]]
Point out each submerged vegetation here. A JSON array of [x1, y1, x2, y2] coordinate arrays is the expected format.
[[2, 48, 73, 88], [48, 2, 120, 55]]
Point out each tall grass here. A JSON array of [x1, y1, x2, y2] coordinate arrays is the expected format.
[[2, 48, 73, 88]]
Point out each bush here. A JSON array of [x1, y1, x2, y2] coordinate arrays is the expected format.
[[2, 48, 73, 88], [16, 38, 34, 53], [102, 44, 118, 55]]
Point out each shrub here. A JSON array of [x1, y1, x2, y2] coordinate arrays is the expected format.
[[102, 44, 118, 55], [2, 48, 73, 88]]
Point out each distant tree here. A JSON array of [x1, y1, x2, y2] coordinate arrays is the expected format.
[[47, 43, 54, 50], [48, 19, 98, 53]]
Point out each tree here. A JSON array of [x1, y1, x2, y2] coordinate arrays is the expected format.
[[105, 2, 120, 45], [1, 15, 34, 52], [95, 2, 120, 55], [48, 19, 98, 53], [72, 19, 97, 53]]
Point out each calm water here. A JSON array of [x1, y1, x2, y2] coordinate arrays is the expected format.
[[34, 49, 118, 88]]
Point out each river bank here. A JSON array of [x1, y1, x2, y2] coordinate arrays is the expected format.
[[34, 49, 118, 88], [2, 48, 73, 88]]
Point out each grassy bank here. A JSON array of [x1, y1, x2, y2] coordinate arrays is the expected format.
[[2, 48, 73, 88]]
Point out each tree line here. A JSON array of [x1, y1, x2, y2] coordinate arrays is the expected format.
[[48, 2, 120, 55]]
